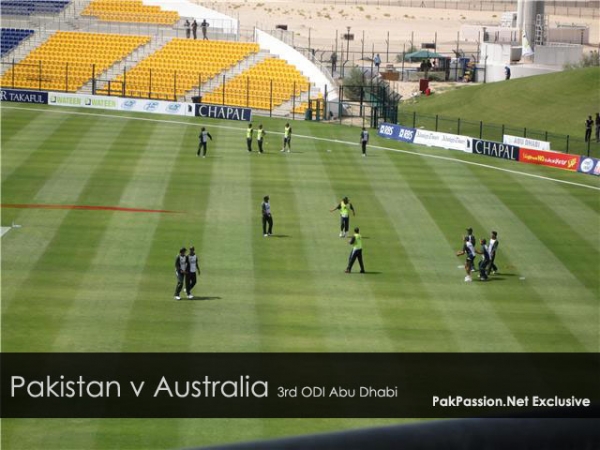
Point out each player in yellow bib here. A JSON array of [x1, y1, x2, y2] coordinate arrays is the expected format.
[[345, 227, 365, 273], [330, 196, 355, 237]]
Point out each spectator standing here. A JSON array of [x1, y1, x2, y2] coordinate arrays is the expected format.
[[197, 127, 213, 158], [595, 112, 600, 143], [373, 53, 381, 72], [331, 51, 337, 73], [505, 66, 511, 80], [192, 19, 198, 39], [261, 195, 273, 237], [184, 19, 191, 39], [201, 19, 209, 40]]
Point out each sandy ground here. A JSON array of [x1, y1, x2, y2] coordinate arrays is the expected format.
[[194, 1, 598, 99]]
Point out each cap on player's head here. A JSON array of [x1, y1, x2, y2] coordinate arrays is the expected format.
[[354, 227, 360, 233], [179, 247, 186, 254], [343, 196, 349, 203], [264, 195, 269, 201], [466, 227, 473, 233], [190, 246, 195, 252], [491, 230, 497, 238]]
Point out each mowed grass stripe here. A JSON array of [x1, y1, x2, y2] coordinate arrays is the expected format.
[[0, 108, 68, 183], [1, 116, 128, 327], [359, 151, 463, 351], [179, 128, 262, 352], [509, 174, 599, 293], [249, 142, 330, 352], [313, 138, 400, 352], [285, 143, 377, 351], [452, 160, 592, 351], [52, 121, 178, 352], [2, 112, 95, 202], [381, 151, 523, 351]]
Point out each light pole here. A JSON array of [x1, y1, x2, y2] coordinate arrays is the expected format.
[[346, 26, 351, 71]]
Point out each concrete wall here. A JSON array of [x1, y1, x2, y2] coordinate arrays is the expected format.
[[534, 44, 583, 66], [547, 27, 589, 45]]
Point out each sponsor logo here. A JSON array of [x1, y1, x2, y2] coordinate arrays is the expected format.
[[471, 139, 519, 161], [580, 158, 595, 173], [144, 101, 160, 112], [519, 148, 579, 172], [503, 134, 551, 151], [0, 89, 48, 104], [122, 100, 137, 110], [166, 103, 182, 113], [577, 157, 600, 176], [378, 123, 415, 143], [414, 130, 471, 152], [196, 104, 252, 121], [49, 95, 82, 106]]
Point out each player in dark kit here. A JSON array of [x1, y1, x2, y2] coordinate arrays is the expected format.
[[456, 236, 475, 282], [477, 238, 490, 281], [488, 230, 499, 274], [174, 247, 188, 300], [197, 127, 213, 157], [359, 127, 369, 156], [246, 123, 254, 152], [185, 246, 201, 299], [261, 195, 273, 237], [345, 227, 365, 273]]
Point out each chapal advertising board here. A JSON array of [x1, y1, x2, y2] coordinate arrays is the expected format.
[[519, 148, 580, 172], [470, 139, 520, 161]]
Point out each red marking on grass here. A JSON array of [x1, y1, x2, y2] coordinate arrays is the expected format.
[[1, 204, 180, 214]]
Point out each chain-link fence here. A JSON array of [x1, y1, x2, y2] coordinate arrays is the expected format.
[[398, 110, 598, 157]]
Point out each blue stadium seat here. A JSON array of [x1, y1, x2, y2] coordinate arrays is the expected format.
[[0, 1, 70, 16], [1, 28, 34, 57]]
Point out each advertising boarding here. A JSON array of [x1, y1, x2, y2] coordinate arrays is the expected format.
[[195, 103, 252, 121], [503, 134, 551, 151], [470, 139, 520, 161], [519, 148, 580, 172], [48, 93, 119, 110], [377, 123, 416, 143], [577, 157, 600, 176], [1, 89, 48, 104], [120, 99, 188, 116], [413, 130, 471, 152]]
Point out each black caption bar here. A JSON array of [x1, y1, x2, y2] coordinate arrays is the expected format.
[[1, 353, 598, 418]]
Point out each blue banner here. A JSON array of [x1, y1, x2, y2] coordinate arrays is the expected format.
[[377, 123, 416, 143], [578, 156, 600, 176], [195, 104, 252, 121], [1, 89, 48, 104], [470, 139, 520, 161]]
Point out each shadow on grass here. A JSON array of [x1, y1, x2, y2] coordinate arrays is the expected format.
[[188, 296, 222, 301]]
